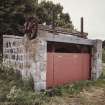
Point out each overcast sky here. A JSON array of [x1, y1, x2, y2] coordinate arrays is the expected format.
[[49, 0, 105, 40]]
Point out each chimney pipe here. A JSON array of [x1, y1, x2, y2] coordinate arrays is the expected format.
[[81, 17, 84, 36]]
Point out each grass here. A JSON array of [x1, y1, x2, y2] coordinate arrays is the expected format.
[[0, 63, 105, 105]]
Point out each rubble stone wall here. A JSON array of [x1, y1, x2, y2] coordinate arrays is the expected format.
[[91, 40, 102, 80], [3, 35, 47, 91], [3, 35, 25, 74]]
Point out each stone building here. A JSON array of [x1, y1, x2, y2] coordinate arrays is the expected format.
[[3, 25, 102, 91]]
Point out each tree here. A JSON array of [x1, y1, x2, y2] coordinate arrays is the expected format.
[[0, 0, 37, 35], [0, 0, 74, 35], [36, 1, 74, 29]]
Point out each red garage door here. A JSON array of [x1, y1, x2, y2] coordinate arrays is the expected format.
[[47, 53, 91, 88]]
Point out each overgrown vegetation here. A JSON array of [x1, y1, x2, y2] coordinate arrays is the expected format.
[[0, 62, 105, 105], [0, 63, 55, 105]]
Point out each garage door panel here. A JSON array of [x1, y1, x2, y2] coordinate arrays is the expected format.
[[82, 54, 90, 80], [53, 53, 84, 86], [47, 53, 90, 88], [54, 53, 74, 85], [46, 53, 54, 88]]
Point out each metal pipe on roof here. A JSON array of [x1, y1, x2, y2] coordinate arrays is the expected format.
[[81, 17, 84, 37]]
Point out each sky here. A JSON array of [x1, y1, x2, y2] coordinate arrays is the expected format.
[[45, 0, 105, 40]]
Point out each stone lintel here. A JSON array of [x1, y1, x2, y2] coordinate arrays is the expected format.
[[39, 31, 94, 46]]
